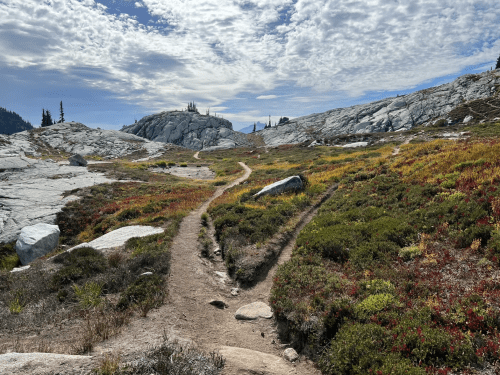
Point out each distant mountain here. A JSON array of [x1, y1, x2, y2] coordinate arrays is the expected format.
[[239, 122, 266, 134], [0, 107, 33, 135]]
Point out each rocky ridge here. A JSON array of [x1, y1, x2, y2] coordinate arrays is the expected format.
[[258, 70, 500, 146], [120, 111, 256, 150]]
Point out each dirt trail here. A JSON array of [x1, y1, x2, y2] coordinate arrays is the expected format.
[[93, 159, 323, 374], [392, 136, 414, 155]]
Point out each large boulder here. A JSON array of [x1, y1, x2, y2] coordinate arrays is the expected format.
[[15, 223, 60, 265], [68, 153, 87, 166], [253, 176, 304, 198]]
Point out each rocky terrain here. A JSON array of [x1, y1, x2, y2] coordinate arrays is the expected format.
[[0, 122, 178, 243], [121, 111, 259, 150], [256, 69, 500, 146]]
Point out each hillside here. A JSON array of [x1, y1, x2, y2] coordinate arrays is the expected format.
[[257, 69, 500, 146], [1, 101, 500, 374], [0, 107, 33, 135]]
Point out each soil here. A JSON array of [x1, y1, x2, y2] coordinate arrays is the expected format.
[[90, 160, 322, 374]]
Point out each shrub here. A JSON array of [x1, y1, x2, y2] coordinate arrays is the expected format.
[[73, 281, 103, 309], [116, 274, 165, 311], [358, 279, 396, 296], [119, 334, 225, 374], [354, 293, 401, 320], [201, 213, 209, 226], [180, 163, 187, 167], [117, 207, 141, 222], [52, 247, 107, 289], [399, 245, 422, 261], [167, 161, 176, 167], [155, 160, 167, 168], [0, 242, 20, 271]]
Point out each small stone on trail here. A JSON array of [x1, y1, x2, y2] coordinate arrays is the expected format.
[[231, 288, 239, 296], [214, 247, 221, 255], [283, 348, 299, 362], [68, 153, 87, 166], [235, 302, 273, 320], [209, 300, 228, 309], [140, 272, 153, 276]]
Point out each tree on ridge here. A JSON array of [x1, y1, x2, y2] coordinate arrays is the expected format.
[[59, 101, 65, 123], [496, 55, 500, 70]]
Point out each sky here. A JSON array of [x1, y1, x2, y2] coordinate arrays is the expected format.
[[1, 0, 500, 132]]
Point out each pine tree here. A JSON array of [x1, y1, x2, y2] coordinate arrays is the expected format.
[[252, 122, 256, 132], [496, 55, 500, 70], [45, 110, 53, 126], [41, 109, 46, 127], [59, 101, 65, 123]]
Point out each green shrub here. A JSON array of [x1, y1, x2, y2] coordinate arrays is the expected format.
[[319, 323, 392, 374], [73, 281, 103, 308], [167, 161, 176, 166], [0, 242, 20, 271], [213, 180, 227, 186], [52, 247, 107, 289], [116, 274, 165, 311], [399, 245, 422, 261], [180, 163, 187, 167], [155, 160, 167, 168], [201, 213, 209, 227], [9, 289, 25, 314], [359, 279, 396, 295], [117, 207, 142, 222], [354, 293, 401, 320]]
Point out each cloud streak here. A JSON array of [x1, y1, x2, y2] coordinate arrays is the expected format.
[[0, 0, 499, 125]]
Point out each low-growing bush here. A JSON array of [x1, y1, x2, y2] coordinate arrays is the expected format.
[[52, 247, 107, 289], [0, 242, 20, 271], [73, 281, 103, 309], [116, 274, 165, 312], [354, 293, 401, 320], [398, 245, 422, 261]]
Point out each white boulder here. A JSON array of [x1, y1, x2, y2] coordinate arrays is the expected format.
[[253, 176, 304, 198], [15, 223, 60, 265]]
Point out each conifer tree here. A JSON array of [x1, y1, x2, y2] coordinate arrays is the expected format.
[[252, 122, 256, 132], [496, 55, 500, 70], [59, 101, 65, 123], [41, 109, 46, 127], [45, 110, 53, 126]]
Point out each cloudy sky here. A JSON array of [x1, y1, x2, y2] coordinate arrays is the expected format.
[[1, 0, 499, 131]]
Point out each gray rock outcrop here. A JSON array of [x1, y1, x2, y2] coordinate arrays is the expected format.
[[254, 176, 304, 198], [0, 122, 175, 159], [258, 70, 500, 146], [0, 155, 116, 244], [15, 223, 60, 265], [121, 111, 255, 150], [68, 153, 87, 166], [235, 302, 273, 320]]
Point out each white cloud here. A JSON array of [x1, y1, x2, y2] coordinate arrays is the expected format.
[[134, 2, 144, 8], [0, 0, 499, 119]]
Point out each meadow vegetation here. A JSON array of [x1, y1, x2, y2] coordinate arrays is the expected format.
[[268, 120, 500, 374]]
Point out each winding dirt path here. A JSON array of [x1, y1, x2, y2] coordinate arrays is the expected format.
[[93, 159, 322, 374]]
